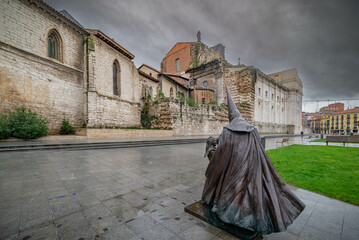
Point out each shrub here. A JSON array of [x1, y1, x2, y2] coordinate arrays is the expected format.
[[0, 114, 11, 140], [59, 118, 75, 135], [155, 90, 165, 100], [8, 107, 49, 139], [185, 98, 195, 107]]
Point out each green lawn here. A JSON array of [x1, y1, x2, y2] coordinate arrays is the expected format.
[[266, 145, 359, 205], [311, 138, 359, 144]]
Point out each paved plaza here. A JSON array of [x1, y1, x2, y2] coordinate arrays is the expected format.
[[0, 138, 358, 240]]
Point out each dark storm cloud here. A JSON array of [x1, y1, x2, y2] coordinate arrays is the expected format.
[[44, 0, 359, 104]]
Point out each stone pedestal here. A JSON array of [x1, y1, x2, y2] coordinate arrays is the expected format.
[[185, 201, 262, 240]]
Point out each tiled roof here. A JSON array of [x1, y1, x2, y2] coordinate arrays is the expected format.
[[138, 64, 161, 73], [59, 10, 83, 28], [27, 0, 88, 35], [86, 29, 134, 60], [138, 70, 159, 83], [163, 42, 195, 59], [159, 73, 189, 90], [196, 87, 214, 91], [330, 108, 359, 115]]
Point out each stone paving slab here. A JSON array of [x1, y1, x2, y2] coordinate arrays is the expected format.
[[0, 142, 358, 240]]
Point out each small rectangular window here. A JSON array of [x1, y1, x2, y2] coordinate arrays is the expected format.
[[265, 91, 268, 97], [202, 98, 206, 104], [258, 88, 261, 95], [176, 59, 180, 72]]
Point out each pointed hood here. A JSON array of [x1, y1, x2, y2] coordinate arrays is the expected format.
[[226, 86, 243, 122], [224, 86, 255, 132]]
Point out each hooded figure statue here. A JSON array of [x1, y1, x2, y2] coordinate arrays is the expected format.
[[201, 86, 305, 235]]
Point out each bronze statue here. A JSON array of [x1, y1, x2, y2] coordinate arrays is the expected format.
[[201, 87, 305, 235], [204, 136, 218, 161]]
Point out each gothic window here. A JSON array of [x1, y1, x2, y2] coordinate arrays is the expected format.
[[47, 29, 62, 61], [170, 87, 174, 98], [142, 85, 146, 98], [149, 87, 153, 98], [176, 59, 180, 72], [203, 81, 208, 87], [113, 60, 121, 96]]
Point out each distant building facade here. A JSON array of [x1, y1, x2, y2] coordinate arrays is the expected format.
[[138, 64, 189, 99], [320, 108, 359, 134], [319, 103, 344, 113]]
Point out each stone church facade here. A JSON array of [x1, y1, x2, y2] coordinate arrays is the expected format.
[[1, 1, 303, 135], [0, 0, 141, 133], [161, 32, 303, 134]]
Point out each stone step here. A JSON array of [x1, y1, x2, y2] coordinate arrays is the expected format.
[[0, 138, 207, 153]]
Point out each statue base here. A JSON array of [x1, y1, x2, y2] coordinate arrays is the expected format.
[[184, 201, 262, 240]]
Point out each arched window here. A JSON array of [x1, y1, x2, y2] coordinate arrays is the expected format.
[[113, 60, 121, 96], [170, 87, 174, 98], [142, 85, 146, 98], [149, 87, 153, 98], [47, 29, 62, 61]]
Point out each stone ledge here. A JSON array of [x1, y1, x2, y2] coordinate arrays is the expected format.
[[185, 201, 262, 240], [85, 128, 174, 139]]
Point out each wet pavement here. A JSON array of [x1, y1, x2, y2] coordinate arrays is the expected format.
[[0, 138, 358, 240]]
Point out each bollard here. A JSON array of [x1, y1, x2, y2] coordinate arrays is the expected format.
[[261, 136, 266, 149]]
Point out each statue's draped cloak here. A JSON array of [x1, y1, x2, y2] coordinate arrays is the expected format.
[[202, 125, 305, 234]]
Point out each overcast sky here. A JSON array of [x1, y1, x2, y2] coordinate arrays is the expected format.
[[44, 0, 359, 112]]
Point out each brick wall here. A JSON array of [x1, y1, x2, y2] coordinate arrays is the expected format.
[[162, 44, 193, 74]]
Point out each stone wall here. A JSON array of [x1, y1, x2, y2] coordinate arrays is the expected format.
[[150, 99, 228, 136], [139, 74, 158, 99], [0, 0, 86, 133], [190, 42, 225, 68], [86, 128, 174, 139], [91, 37, 139, 102], [0, 44, 85, 132], [223, 67, 255, 122], [86, 34, 141, 128], [87, 92, 140, 127], [159, 76, 189, 98], [0, 0, 85, 70]]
